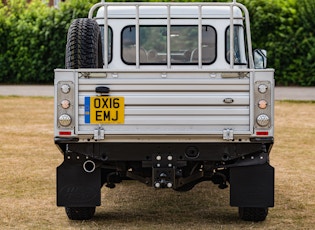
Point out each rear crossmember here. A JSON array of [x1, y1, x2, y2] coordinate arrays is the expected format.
[[55, 138, 273, 195]]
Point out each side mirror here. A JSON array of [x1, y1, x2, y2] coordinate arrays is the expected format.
[[254, 49, 267, 69]]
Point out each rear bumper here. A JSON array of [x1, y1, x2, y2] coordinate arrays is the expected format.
[[55, 137, 273, 166]]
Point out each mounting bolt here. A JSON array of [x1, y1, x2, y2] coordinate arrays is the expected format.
[[168, 163, 172, 168], [157, 163, 161, 168], [167, 183, 173, 188], [155, 182, 161, 188], [156, 155, 162, 161], [167, 155, 173, 161]]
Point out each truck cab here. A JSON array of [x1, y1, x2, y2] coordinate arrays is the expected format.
[[55, 1, 274, 221]]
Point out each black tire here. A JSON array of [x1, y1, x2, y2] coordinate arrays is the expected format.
[[238, 207, 268, 222], [65, 207, 96, 220], [66, 18, 103, 69]]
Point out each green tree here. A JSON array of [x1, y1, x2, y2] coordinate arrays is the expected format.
[[294, 0, 315, 85]]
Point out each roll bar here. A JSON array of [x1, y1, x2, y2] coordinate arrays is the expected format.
[[88, 1, 254, 69]]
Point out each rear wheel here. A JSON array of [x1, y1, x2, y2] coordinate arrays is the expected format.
[[238, 207, 268, 222], [66, 18, 103, 69], [65, 207, 96, 220]]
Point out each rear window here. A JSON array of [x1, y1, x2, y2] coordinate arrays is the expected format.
[[100, 26, 113, 63], [121, 25, 216, 65], [225, 25, 247, 65]]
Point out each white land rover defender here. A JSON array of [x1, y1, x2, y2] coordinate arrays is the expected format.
[[54, 0, 275, 221]]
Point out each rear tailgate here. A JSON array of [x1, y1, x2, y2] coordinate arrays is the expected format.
[[75, 71, 251, 137]]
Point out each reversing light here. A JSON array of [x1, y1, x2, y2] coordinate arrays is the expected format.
[[256, 114, 270, 127], [59, 114, 72, 127]]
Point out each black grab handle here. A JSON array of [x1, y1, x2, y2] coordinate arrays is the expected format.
[[95, 86, 110, 94]]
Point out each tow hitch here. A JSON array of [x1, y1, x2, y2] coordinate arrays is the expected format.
[[152, 154, 176, 188]]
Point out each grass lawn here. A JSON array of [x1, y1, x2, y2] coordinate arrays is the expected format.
[[0, 97, 314, 229]]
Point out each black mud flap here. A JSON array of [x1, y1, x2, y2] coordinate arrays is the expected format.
[[230, 163, 274, 207], [57, 160, 101, 207]]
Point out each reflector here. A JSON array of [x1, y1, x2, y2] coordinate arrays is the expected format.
[[59, 131, 71, 136], [256, 131, 269, 136]]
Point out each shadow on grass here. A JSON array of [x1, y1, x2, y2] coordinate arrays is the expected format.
[[93, 210, 239, 224], [87, 181, 243, 227]]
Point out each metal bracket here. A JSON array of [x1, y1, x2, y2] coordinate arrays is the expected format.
[[94, 126, 105, 140], [152, 153, 176, 188], [223, 128, 234, 141], [153, 167, 175, 189]]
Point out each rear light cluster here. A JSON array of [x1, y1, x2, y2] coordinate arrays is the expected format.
[[57, 81, 75, 135], [254, 81, 272, 136], [59, 114, 72, 127], [256, 114, 269, 127]]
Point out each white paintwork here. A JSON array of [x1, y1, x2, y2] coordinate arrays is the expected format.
[[54, 1, 275, 142]]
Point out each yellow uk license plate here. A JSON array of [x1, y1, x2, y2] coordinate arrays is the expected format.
[[85, 96, 125, 124]]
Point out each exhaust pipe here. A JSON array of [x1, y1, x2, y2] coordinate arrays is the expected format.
[[83, 160, 96, 173]]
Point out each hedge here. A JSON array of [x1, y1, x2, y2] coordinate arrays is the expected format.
[[241, 0, 315, 86], [0, 0, 314, 86], [0, 0, 98, 84]]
